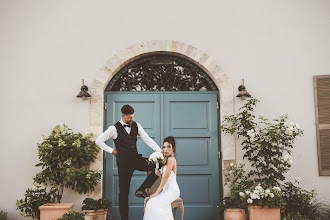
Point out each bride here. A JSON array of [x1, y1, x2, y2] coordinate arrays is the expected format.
[[143, 136, 180, 220]]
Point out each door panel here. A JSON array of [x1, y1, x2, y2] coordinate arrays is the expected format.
[[164, 93, 220, 220], [105, 93, 161, 220], [104, 92, 220, 220]]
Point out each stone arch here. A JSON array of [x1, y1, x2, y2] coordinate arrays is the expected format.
[[88, 40, 235, 197]]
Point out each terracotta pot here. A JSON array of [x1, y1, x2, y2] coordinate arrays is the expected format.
[[248, 206, 280, 220], [225, 209, 246, 220], [83, 209, 107, 220], [39, 203, 74, 220]]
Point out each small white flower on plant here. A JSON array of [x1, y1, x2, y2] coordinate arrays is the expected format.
[[255, 185, 263, 191], [58, 139, 66, 147], [230, 162, 234, 167], [239, 192, 245, 197], [86, 174, 91, 179], [265, 189, 271, 194], [245, 190, 251, 195], [32, 182, 40, 190], [287, 159, 293, 165], [284, 154, 292, 161], [247, 129, 256, 140], [250, 193, 260, 200], [247, 129, 253, 136], [285, 129, 293, 135], [295, 177, 300, 183], [273, 186, 281, 191], [253, 190, 260, 194], [64, 158, 72, 166], [295, 124, 300, 129], [269, 193, 274, 198], [247, 199, 253, 203], [289, 122, 296, 127], [229, 171, 233, 174]]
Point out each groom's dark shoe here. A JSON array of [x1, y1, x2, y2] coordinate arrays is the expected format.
[[135, 190, 147, 198]]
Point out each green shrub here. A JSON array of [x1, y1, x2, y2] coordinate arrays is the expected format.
[[57, 211, 84, 220], [0, 210, 8, 220], [82, 198, 112, 219], [16, 124, 102, 219], [220, 99, 330, 219]]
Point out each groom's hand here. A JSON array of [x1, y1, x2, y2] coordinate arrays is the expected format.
[[112, 150, 118, 156], [155, 168, 161, 178]]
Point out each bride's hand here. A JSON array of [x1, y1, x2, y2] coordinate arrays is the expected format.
[[150, 193, 158, 199], [155, 168, 161, 177]]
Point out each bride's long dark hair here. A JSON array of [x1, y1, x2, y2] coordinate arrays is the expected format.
[[163, 136, 176, 165]]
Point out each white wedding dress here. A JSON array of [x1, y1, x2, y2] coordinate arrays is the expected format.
[[143, 165, 180, 220]]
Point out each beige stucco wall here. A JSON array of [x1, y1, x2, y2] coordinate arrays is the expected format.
[[1, 0, 329, 219]]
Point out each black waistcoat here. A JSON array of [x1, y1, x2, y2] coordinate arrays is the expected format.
[[113, 121, 138, 154]]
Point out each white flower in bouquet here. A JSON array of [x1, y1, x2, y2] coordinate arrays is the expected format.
[[287, 159, 293, 165], [295, 177, 300, 183], [148, 152, 165, 169]]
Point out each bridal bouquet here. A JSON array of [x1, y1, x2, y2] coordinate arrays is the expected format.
[[148, 152, 165, 169]]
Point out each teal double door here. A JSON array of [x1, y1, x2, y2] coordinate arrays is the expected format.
[[104, 91, 221, 220]]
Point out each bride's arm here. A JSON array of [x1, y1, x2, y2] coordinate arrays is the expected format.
[[150, 157, 176, 198]]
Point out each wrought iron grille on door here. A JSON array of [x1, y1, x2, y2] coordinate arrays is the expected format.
[[106, 54, 218, 92]]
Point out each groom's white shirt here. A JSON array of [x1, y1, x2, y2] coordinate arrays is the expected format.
[[95, 119, 162, 154]]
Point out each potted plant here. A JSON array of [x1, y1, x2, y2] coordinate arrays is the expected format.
[[82, 198, 112, 220], [221, 163, 247, 220], [222, 196, 246, 220], [239, 184, 284, 220], [58, 211, 84, 220], [221, 99, 304, 219], [280, 179, 330, 220], [16, 124, 102, 220]]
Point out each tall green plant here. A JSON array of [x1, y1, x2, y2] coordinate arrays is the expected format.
[[16, 124, 102, 219], [220, 99, 330, 219], [221, 99, 303, 187]]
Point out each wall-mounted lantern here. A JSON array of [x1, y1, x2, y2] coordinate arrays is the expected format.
[[236, 79, 251, 99], [76, 79, 91, 100]]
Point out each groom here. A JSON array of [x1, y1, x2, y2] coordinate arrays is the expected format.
[[95, 104, 162, 220]]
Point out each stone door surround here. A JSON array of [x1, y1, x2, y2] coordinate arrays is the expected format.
[[88, 40, 235, 197]]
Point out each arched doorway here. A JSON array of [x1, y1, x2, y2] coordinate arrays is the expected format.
[[104, 54, 221, 220]]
